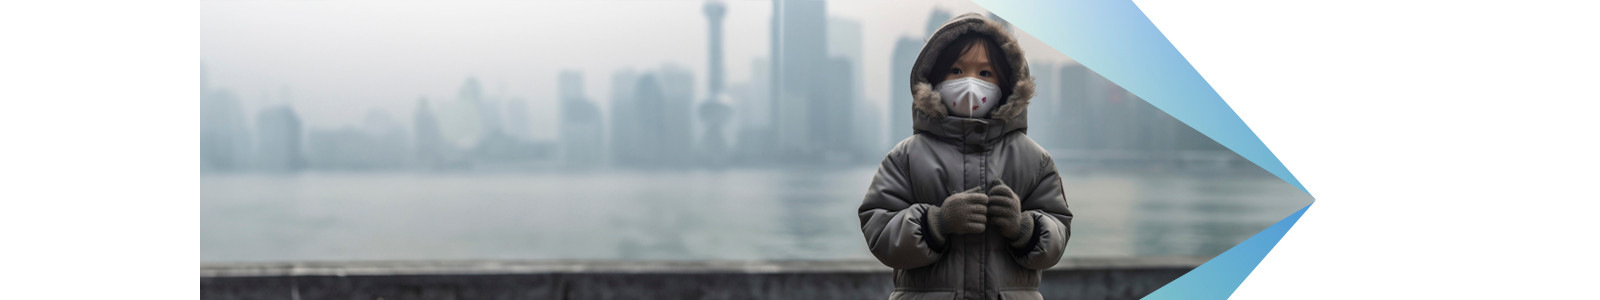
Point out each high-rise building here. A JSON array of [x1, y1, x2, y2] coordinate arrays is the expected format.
[[815, 57, 857, 159], [200, 63, 253, 171], [609, 69, 639, 164], [610, 65, 695, 167], [828, 17, 873, 158], [622, 73, 665, 165], [437, 77, 488, 149], [362, 109, 409, 165], [504, 98, 532, 140], [853, 98, 885, 157], [736, 58, 772, 132], [828, 17, 863, 101], [255, 105, 304, 172], [200, 87, 252, 171], [304, 109, 407, 170], [559, 70, 605, 165], [657, 64, 696, 165], [732, 58, 774, 163], [889, 37, 921, 146], [458, 77, 495, 136], [771, 0, 827, 159], [925, 9, 952, 40], [1085, 68, 1132, 150], [413, 97, 448, 165], [1029, 61, 1060, 147], [889, 9, 953, 149], [1059, 62, 1091, 149]]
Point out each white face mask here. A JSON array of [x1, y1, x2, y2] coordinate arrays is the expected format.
[[935, 77, 1002, 118]]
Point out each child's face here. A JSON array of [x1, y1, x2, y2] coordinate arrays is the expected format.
[[940, 42, 1000, 86]]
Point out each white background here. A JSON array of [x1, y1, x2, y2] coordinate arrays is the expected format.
[[1136, 0, 1600, 298], [3, 0, 1598, 298], [2, 0, 196, 298]]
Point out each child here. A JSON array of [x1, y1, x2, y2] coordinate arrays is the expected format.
[[858, 13, 1073, 300]]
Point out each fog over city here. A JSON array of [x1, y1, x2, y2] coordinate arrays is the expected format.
[[202, 0, 1068, 140], [200, 0, 1312, 263]]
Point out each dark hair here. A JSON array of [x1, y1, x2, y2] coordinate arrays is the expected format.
[[925, 33, 1014, 105]]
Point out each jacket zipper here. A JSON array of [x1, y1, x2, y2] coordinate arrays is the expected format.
[[972, 129, 985, 300]]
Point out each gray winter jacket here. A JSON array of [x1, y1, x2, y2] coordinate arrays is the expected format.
[[859, 13, 1072, 300]]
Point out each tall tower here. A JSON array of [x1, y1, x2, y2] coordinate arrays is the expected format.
[[700, 0, 733, 163], [704, 1, 726, 95]]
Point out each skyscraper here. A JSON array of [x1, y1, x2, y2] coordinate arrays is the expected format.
[[304, 109, 406, 170], [200, 87, 252, 171], [459, 77, 503, 138], [828, 17, 863, 102], [815, 57, 856, 159], [255, 105, 304, 172], [732, 58, 773, 162], [1029, 61, 1060, 147], [889, 37, 921, 146], [657, 64, 696, 165], [559, 70, 605, 165], [413, 97, 448, 166], [504, 98, 532, 140], [771, 0, 827, 159], [437, 77, 489, 149], [925, 9, 953, 40], [611, 65, 695, 167], [736, 58, 771, 132], [609, 69, 639, 164], [889, 9, 953, 148], [829, 17, 876, 158], [1059, 62, 1091, 150], [623, 73, 665, 165]]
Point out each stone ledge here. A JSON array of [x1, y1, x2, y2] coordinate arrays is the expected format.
[[201, 257, 1205, 277], [200, 258, 1203, 299]]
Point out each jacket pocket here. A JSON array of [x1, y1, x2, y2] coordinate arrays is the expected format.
[[997, 289, 1042, 300], [888, 290, 956, 300]]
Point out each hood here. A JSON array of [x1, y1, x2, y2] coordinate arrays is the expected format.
[[909, 13, 1035, 150]]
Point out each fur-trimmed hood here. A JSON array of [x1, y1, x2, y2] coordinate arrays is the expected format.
[[910, 13, 1034, 148]]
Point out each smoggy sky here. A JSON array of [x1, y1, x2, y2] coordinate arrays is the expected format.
[[202, 0, 1074, 139]]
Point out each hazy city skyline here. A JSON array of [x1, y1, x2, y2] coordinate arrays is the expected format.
[[198, 0, 1302, 268], [200, 0, 1077, 139], [200, 0, 1234, 173]]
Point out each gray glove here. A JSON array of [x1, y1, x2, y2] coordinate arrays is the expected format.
[[926, 187, 988, 247], [988, 182, 1035, 249]]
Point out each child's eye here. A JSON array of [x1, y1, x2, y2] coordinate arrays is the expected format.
[[950, 68, 963, 75], [979, 70, 992, 77]]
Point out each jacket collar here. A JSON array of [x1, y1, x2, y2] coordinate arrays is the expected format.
[[913, 110, 1025, 153]]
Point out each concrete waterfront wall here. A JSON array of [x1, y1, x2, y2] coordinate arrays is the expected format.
[[201, 257, 1201, 300]]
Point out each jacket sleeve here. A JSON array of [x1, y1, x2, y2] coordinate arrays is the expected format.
[[858, 146, 944, 270], [1010, 155, 1073, 270]]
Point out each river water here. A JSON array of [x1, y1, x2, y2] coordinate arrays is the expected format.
[[201, 165, 1310, 263]]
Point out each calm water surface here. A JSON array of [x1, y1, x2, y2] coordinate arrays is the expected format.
[[201, 165, 1310, 263]]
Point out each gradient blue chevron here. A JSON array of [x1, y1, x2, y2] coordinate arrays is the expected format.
[[972, 0, 1304, 194], [969, 0, 1312, 298], [1144, 204, 1309, 299]]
